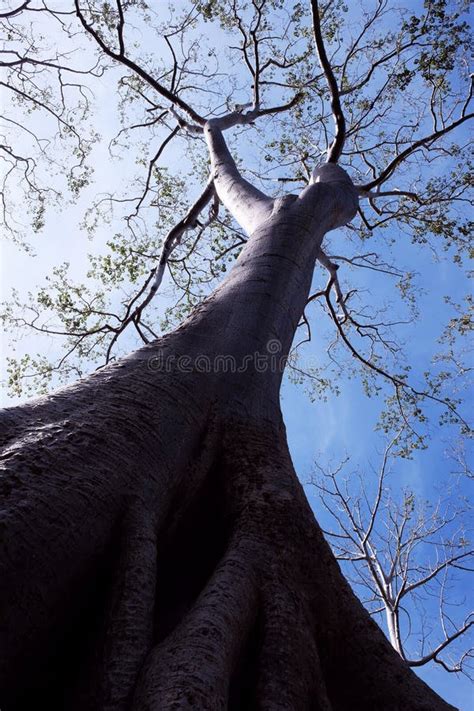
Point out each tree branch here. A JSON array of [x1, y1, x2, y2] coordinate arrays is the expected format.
[[73, 0, 206, 125], [407, 619, 474, 668], [309, 0, 346, 162], [361, 111, 474, 191], [0, 0, 29, 18]]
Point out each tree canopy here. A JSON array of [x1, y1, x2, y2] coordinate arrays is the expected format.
[[1, 0, 472, 705]]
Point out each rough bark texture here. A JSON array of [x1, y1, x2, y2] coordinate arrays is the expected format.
[[0, 168, 455, 710]]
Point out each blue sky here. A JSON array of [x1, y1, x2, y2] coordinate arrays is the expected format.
[[283, 370, 473, 709]]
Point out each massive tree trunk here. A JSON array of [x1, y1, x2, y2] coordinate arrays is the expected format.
[[0, 162, 454, 709]]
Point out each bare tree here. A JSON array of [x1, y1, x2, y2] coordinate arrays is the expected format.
[[310, 434, 473, 677], [0, 1, 472, 709]]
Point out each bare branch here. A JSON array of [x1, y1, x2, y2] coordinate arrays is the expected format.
[[309, 0, 346, 162], [146, 179, 217, 303], [408, 619, 474, 668], [0, 0, 29, 18], [361, 111, 474, 192]]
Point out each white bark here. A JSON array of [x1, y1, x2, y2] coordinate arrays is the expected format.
[[204, 120, 357, 239], [204, 120, 274, 235]]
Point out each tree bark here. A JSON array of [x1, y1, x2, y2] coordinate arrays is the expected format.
[[0, 169, 455, 710]]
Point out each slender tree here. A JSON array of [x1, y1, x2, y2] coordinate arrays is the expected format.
[[0, 1, 472, 709], [310, 435, 473, 676]]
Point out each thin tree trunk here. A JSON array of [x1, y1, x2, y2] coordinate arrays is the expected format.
[[385, 590, 406, 659], [0, 171, 454, 709]]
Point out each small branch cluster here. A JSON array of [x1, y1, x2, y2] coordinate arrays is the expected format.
[[306, 254, 470, 435], [310, 437, 473, 676]]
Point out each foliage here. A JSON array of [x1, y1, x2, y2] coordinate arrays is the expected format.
[[0, 0, 472, 688]]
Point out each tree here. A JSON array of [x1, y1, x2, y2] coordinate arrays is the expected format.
[[310, 434, 473, 676], [0, 1, 472, 709]]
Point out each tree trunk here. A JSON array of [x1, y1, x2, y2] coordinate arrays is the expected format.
[[0, 172, 454, 710]]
